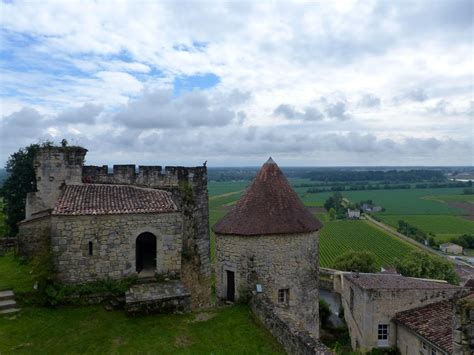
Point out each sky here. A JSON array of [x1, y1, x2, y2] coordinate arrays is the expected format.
[[0, 0, 473, 167]]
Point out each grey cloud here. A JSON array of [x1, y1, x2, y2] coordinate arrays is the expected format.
[[274, 104, 324, 121], [394, 88, 429, 103], [114, 89, 237, 129], [325, 101, 351, 121], [358, 94, 381, 108], [55, 103, 103, 124]]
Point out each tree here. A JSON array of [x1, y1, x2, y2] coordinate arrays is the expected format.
[[328, 208, 336, 221], [2, 141, 52, 235], [332, 250, 378, 273], [394, 250, 459, 285]]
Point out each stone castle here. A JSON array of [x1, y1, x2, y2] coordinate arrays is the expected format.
[[18, 148, 330, 353], [18, 146, 211, 308]]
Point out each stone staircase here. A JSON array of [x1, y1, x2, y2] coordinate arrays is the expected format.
[[125, 280, 191, 316], [0, 290, 20, 315]]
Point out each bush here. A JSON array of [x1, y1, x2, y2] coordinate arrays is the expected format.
[[394, 250, 459, 285], [332, 250, 378, 273]]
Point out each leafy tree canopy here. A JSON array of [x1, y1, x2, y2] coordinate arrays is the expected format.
[[332, 250, 378, 273], [1, 141, 53, 235], [394, 250, 459, 285]]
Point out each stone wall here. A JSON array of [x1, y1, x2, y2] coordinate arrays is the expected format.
[[341, 276, 466, 351], [251, 296, 332, 355], [396, 324, 445, 355], [17, 215, 52, 258], [50, 213, 182, 284], [83, 163, 212, 307], [453, 294, 474, 354], [26, 147, 87, 218], [216, 232, 319, 337]]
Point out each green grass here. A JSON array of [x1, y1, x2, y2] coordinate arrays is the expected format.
[[298, 188, 469, 215], [0, 252, 34, 293], [208, 181, 249, 197], [319, 220, 416, 268], [0, 304, 284, 354], [378, 215, 474, 242], [0, 252, 283, 354]]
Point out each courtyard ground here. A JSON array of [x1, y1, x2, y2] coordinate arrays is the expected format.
[[0, 252, 284, 354]]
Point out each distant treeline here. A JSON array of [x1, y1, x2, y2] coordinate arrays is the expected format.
[[305, 169, 445, 182], [208, 167, 451, 183], [306, 180, 472, 194]]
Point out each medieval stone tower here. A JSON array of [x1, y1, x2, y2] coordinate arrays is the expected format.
[[213, 157, 323, 337]]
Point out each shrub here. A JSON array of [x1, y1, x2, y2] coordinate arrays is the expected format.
[[319, 299, 331, 327], [332, 250, 378, 273]]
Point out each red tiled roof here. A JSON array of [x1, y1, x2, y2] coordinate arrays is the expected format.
[[52, 184, 178, 216], [394, 300, 454, 353], [212, 158, 323, 236], [345, 273, 461, 291]]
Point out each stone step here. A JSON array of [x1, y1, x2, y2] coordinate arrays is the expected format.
[[136, 277, 156, 284], [0, 290, 15, 301], [0, 299, 17, 310], [0, 308, 20, 315]]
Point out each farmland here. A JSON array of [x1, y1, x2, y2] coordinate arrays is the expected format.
[[319, 220, 416, 268], [299, 187, 469, 215], [208, 181, 419, 267], [378, 215, 474, 243]]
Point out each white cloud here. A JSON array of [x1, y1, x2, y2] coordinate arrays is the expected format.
[[0, 0, 472, 165]]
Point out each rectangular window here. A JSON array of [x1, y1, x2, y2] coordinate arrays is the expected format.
[[430, 350, 436, 355], [88, 241, 93, 256], [377, 324, 389, 347], [278, 289, 289, 305]]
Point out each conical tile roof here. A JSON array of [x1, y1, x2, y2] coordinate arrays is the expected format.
[[212, 158, 323, 236]]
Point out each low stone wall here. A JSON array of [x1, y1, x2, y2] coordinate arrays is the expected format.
[[251, 297, 333, 355], [125, 281, 192, 316]]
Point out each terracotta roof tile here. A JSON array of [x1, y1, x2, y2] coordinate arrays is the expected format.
[[394, 300, 454, 353], [212, 158, 322, 236], [345, 273, 461, 291], [52, 184, 178, 216]]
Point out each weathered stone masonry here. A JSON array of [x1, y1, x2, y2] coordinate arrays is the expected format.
[[18, 146, 211, 308], [216, 232, 320, 337], [50, 213, 182, 283]]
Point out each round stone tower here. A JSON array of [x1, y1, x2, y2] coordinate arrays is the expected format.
[[213, 157, 323, 336]]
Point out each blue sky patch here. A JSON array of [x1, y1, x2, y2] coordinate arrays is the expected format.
[[173, 73, 220, 96]]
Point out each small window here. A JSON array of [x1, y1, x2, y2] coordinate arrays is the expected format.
[[430, 350, 436, 355], [88, 241, 93, 256], [377, 324, 389, 347], [278, 289, 289, 305]]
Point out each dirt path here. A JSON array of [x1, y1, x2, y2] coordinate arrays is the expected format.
[[364, 214, 443, 257], [209, 190, 243, 201]]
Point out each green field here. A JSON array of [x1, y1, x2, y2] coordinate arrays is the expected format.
[[208, 181, 248, 197], [208, 182, 419, 267], [319, 220, 416, 268], [297, 188, 469, 215], [0, 252, 283, 354], [378, 215, 474, 243]]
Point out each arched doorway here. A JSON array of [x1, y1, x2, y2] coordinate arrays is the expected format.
[[136, 232, 157, 274]]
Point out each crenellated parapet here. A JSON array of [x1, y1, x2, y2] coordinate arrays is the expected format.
[[82, 164, 207, 188]]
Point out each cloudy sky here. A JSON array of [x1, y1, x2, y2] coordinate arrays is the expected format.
[[0, 0, 472, 167]]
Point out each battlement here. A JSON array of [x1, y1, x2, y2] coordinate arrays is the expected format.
[[83, 164, 207, 188]]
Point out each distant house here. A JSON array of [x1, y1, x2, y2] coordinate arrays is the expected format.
[[347, 209, 361, 219], [440, 243, 463, 255], [361, 203, 383, 213]]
